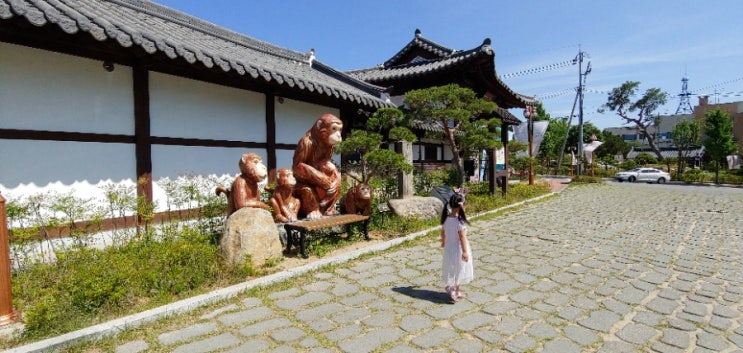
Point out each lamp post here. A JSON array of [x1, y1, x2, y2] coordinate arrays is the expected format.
[[523, 105, 535, 185]]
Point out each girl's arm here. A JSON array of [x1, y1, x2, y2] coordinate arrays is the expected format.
[[440, 228, 446, 247], [458, 229, 469, 261]]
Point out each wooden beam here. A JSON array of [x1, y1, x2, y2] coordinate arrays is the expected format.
[[266, 94, 277, 171], [133, 66, 153, 208]]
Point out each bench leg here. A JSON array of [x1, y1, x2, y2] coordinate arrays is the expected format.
[[299, 230, 308, 259], [363, 220, 370, 240]]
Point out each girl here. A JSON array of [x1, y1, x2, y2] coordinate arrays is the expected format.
[[440, 192, 473, 303]]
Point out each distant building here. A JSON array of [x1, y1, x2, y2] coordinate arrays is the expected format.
[[694, 96, 743, 152], [603, 96, 743, 166]]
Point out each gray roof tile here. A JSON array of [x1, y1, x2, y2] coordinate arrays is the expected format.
[[0, 0, 392, 109]]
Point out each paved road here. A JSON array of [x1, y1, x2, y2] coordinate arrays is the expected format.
[[30, 182, 743, 352]]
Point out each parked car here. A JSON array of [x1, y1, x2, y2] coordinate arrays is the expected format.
[[614, 168, 671, 183]]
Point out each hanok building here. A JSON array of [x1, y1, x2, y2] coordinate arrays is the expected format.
[[348, 29, 537, 191], [0, 0, 393, 214], [0, 1, 535, 221]]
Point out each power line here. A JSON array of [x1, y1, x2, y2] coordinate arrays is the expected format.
[[499, 59, 576, 80]]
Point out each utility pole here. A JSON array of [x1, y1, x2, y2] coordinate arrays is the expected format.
[[575, 48, 590, 175]]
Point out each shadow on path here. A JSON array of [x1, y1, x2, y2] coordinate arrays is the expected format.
[[391, 285, 453, 304]]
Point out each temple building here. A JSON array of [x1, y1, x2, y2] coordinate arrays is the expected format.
[[348, 29, 537, 190]]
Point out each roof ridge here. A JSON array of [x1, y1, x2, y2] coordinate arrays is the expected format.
[[108, 0, 309, 62], [311, 60, 389, 96], [381, 29, 458, 68]]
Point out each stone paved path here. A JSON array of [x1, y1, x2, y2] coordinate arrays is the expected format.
[[68, 183, 743, 352]]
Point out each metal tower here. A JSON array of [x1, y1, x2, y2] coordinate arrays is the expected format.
[[675, 76, 693, 114]]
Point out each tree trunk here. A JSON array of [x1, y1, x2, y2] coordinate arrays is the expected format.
[[644, 133, 664, 161], [443, 123, 466, 187]]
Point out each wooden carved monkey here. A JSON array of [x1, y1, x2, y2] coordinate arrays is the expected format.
[[269, 168, 300, 223], [292, 113, 343, 219], [340, 181, 372, 216], [216, 152, 270, 215]]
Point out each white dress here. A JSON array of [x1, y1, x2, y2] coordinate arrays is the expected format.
[[442, 216, 474, 287]]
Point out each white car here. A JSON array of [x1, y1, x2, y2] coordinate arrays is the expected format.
[[614, 168, 671, 184]]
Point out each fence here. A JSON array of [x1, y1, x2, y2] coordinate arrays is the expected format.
[[0, 192, 21, 326]]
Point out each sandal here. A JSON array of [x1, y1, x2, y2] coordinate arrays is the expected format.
[[456, 291, 466, 299], [445, 286, 457, 302]]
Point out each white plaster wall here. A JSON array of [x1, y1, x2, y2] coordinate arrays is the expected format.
[[276, 149, 296, 171], [150, 72, 265, 141], [0, 139, 135, 205], [275, 97, 341, 167], [274, 97, 339, 145], [152, 145, 264, 180], [0, 42, 134, 134]]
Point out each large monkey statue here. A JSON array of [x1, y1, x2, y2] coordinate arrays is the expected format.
[[292, 113, 343, 219], [269, 168, 300, 223], [216, 152, 271, 215]]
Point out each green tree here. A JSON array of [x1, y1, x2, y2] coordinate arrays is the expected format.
[[404, 84, 498, 186], [601, 81, 668, 161], [702, 109, 736, 184], [595, 132, 630, 160], [337, 108, 415, 184], [538, 116, 568, 167], [671, 119, 701, 177]]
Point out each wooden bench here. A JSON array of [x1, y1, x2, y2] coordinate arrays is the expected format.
[[284, 214, 370, 258]]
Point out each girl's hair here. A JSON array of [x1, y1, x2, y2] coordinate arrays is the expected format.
[[440, 193, 469, 225]]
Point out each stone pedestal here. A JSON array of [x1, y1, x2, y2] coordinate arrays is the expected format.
[[220, 208, 282, 267]]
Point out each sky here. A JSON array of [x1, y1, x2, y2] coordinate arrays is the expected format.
[[154, 0, 743, 130]]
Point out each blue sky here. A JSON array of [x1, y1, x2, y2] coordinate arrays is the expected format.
[[155, 0, 743, 130]]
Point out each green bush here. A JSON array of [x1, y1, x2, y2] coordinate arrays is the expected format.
[[633, 152, 657, 166], [680, 168, 711, 183], [413, 169, 450, 195], [12, 226, 221, 340], [619, 159, 638, 170]]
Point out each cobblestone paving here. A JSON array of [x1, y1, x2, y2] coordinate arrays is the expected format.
[[110, 183, 743, 353]]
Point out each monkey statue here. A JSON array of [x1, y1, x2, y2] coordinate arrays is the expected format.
[[216, 152, 271, 215], [292, 113, 343, 219], [340, 182, 372, 216], [269, 168, 301, 223]]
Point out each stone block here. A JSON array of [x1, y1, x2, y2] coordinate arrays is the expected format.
[[387, 196, 443, 220], [220, 207, 282, 267]]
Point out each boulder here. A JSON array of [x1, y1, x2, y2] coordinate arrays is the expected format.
[[388, 196, 444, 220], [220, 207, 282, 267]]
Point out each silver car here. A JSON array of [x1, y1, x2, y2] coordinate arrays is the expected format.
[[614, 167, 671, 183]]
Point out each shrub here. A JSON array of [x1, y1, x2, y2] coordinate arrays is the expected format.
[[634, 152, 658, 166], [680, 168, 711, 183], [413, 169, 450, 195], [619, 159, 638, 170], [12, 225, 221, 340]]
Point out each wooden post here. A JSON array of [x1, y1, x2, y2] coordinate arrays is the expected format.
[[396, 141, 414, 198], [0, 193, 21, 326]]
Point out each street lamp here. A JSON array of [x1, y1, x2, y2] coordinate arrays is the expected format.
[[523, 105, 535, 185]]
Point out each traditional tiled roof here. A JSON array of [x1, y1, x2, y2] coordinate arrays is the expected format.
[[347, 29, 537, 111], [0, 0, 393, 109], [408, 107, 521, 135], [628, 147, 705, 159]]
